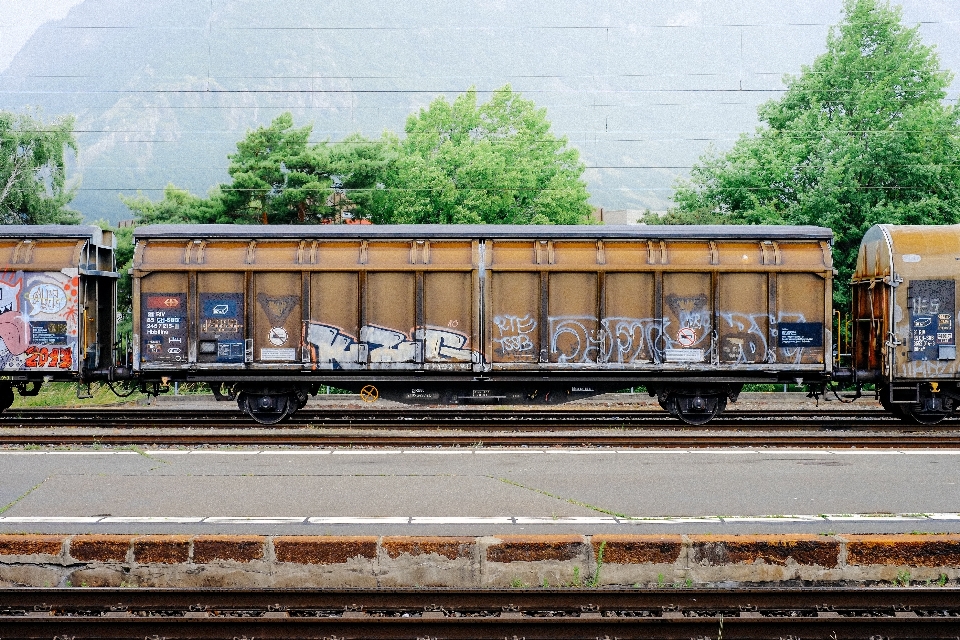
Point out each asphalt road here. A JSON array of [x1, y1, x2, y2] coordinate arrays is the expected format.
[[1, 446, 957, 535]]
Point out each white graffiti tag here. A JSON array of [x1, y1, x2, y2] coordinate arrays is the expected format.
[[493, 314, 537, 357], [549, 316, 659, 364], [667, 294, 709, 331], [305, 323, 475, 368], [424, 328, 473, 361], [306, 323, 364, 369], [547, 312, 819, 366]]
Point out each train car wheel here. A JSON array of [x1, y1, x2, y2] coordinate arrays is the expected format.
[[668, 393, 727, 425], [657, 397, 679, 418], [237, 392, 295, 425], [899, 406, 948, 425], [0, 384, 13, 412]]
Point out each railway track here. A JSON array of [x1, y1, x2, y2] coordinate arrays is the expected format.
[[1, 405, 953, 428], [1, 587, 958, 639], [2, 407, 960, 447]]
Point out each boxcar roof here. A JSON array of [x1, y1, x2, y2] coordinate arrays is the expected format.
[[854, 223, 960, 282], [134, 224, 834, 241], [0, 224, 108, 242]]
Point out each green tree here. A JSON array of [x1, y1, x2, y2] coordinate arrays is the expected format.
[[217, 112, 334, 224], [368, 86, 592, 225], [0, 111, 80, 225], [122, 89, 592, 227], [673, 0, 960, 305], [328, 133, 390, 220], [120, 184, 224, 225], [639, 207, 727, 225]]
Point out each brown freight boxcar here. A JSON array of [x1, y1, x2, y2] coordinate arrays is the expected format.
[[132, 224, 834, 423], [0, 225, 119, 410], [849, 224, 960, 423]]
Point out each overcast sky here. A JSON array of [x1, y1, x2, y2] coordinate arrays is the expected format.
[[2, 1, 960, 221], [0, 0, 84, 72]]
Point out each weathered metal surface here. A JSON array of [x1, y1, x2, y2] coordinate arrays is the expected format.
[[0, 226, 117, 378], [852, 225, 960, 385], [133, 226, 832, 391]]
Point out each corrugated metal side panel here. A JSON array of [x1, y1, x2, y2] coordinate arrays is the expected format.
[[485, 238, 830, 372]]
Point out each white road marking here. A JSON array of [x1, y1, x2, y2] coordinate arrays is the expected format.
[[202, 517, 308, 524], [0, 517, 103, 523], [308, 517, 409, 524], [614, 450, 689, 454], [99, 517, 204, 523], [698, 450, 759, 454], [3, 513, 959, 525], [832, 451, 904, 455], [259, 450, 331, 455], [410, 517, 515, 524], [514, 516, 618, 524], [544, 450, 611, 455], [403, 450, 471, 454], [331, 450, 401, 455], [188, 451, 253, 455], [474, 450, 545, 454]]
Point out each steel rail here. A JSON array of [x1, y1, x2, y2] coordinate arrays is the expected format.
[[1, 431, 959, 447], [1, 587, 958, 639], [2, 407, 953, 432], [0, 406, 914, 422]]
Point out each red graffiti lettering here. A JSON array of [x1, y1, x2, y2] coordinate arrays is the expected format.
[[24, 346, 73, 369]]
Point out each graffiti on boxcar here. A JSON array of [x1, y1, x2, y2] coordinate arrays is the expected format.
[[607, 318, 656, 363], [257, 294, 299, 325], [362, 325, 417, 363], [24, 345, 73, 369], [718, 311, 769, 364], [423, 327, 473, 362], [0, 272, 26, 359], [900, 359, 955, 378], [305, 322, 475, 368], [548, 316, 657, 364], [493, 314, 537, 357], [718, 312, 819, 364], [666, 294, 709, 331], [545, 311, 821, 365], [306, 323, 362, 368], [0, 270, 78, 371]]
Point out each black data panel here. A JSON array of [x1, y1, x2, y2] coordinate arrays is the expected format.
[[142, 293, 187, 363]]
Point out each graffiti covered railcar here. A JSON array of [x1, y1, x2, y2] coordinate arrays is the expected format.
[[850, 224, 960, 423], [0, 225, 118, 410], [132, 224, 834, 424]]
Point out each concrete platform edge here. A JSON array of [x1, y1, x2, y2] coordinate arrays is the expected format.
[[1, 533, 958, 588]]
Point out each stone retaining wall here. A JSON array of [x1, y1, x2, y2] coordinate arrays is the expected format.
[[1, 534, 958, 588]]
